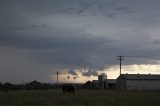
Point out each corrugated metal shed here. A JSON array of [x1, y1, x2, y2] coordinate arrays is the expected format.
[[117, 74, 160, 90]]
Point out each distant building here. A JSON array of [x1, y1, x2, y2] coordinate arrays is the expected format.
[[92, 80, 99, 88], [107, 79, 116, 89], [116, 74, 160, 91], [91, 73, 116, 89], [98, 73, 108, 88]]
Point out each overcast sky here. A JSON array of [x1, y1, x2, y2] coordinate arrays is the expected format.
[[1, 0, 160, 83]]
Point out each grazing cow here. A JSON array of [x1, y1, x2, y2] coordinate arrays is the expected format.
[[62, 84, 77, 94]]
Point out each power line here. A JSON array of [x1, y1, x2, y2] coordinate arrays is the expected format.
[[124, 55, 160, 58]]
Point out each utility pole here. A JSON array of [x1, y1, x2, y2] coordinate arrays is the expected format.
[[117, 56, 124, 75], [56, 71, 59, 84]]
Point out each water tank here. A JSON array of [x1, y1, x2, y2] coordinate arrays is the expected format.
[[98, 73, 107, 81]]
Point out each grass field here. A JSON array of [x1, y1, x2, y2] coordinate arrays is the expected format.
[[0, 89, 160, 106]]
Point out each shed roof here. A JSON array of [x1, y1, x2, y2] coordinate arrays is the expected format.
[[118, 74, 160, 80]]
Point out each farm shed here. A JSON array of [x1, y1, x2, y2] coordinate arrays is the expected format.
[[116, 74, 160, 91]]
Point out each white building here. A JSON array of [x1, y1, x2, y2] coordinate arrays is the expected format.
[[116, 74, 160, 91]]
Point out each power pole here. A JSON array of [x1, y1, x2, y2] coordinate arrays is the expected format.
[[56, 71, 59, 84], [117, 56, 124, 75]]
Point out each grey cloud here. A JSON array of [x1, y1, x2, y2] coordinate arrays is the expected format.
[[153, 39, 160, 45], [0, 25, 114, 49], [68, 68, 99, 76], [1, 0, 160, 83], [1, 25, 159, 70], [0, 24, 115, 69], [82, 68, 99, 76], [56, 0, 133, 17], [0, 0, 131, 17], [0, 47, 54, 83], [68, 69, 78, 75]]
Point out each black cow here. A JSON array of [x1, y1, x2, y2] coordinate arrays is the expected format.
[[62, 84, 77, 94]]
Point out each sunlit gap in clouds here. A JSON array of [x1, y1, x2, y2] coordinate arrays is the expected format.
[[106, 64, 160, 79], [49, 64, 160, 83], [50, 69, 98, 83]]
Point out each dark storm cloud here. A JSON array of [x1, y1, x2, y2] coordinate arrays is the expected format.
[[1, 0, 160, 82], [0, 30, 116, 70], [18, 33, 115, 69], [52, 0, 134, 18], [0, 0, 116, 69], [0, 26, 113, 49]]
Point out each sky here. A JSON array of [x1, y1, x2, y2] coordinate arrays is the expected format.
[[1, 0, 160, 83]]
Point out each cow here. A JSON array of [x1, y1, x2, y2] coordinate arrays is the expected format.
[[62, 84, 77, 94]]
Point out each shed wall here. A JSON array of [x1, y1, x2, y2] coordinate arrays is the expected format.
[[127, 80, 160, 90]]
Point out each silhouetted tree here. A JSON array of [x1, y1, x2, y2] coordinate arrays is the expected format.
[[83, 81, 92, 89]]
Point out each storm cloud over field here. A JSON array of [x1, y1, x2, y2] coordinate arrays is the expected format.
[[1, 0, 160, 83]]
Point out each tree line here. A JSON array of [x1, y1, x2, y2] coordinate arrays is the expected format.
[[0, 80, 98, 92], [0, 80, 58, 92]]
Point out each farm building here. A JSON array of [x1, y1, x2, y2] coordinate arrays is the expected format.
[[107, 79, 116, 89], [116, 74, 160, 91], [91, 73, 107, 89], [91, 73, 116, 89]]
